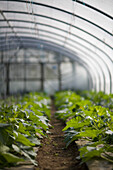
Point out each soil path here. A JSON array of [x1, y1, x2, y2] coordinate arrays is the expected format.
[[35, 99, 88, 170]]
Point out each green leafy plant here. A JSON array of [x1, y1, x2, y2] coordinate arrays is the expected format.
[[0, 92, 51, 168], [55, 90, 113, 163]]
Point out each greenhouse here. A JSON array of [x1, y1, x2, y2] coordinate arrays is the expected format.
[[0, 0, 113, 170]]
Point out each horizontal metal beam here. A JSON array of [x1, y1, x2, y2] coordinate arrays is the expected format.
[[6, 78, 62, 81], [2, 61, 74, 64], [6, 78, 41, 81]]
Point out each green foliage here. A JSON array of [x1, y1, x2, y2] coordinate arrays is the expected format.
[[81, 91, 113, 110], [55, 90, 113, 163], [0, 92, 51, 168]]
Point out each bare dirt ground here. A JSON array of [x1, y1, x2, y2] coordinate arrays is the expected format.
[[35, 100, 88, 170]]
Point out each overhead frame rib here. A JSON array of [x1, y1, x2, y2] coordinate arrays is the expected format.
[[0, 22, 112, 50], [0, 0, 112, 35], [0, 11, 23, 46], [1, 11, 113, 50], [73, 0, 113, 20]]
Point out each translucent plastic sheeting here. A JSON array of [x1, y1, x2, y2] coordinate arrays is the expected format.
[[0, 1, 112, 41], [0, 37, 112, 93], [44, 80, 59, 95], [10, 64, 41, 79], [0, 0, 113, 93], [61, 62, 89, 91], [44, 64, 58, 79], [9, 81, 41, 94]]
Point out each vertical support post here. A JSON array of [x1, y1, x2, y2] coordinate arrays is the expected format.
[[24, 62, 26, 93], [6, 63, 10, 96], [24, 49, 26, 93], [40, 62, 44, 92], [58, 62, 61, 91], [87, 73, 90, 90], [71, 61, 76, 90], [1, 50, 3, 64]]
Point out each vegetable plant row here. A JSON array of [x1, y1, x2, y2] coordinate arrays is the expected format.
[[55, 91, 113, 163], [0, 92, 51, 168]]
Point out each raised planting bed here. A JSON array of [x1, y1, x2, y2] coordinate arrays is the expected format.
[[55, 90, 113, 170]]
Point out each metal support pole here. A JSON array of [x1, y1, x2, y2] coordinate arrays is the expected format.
[[1, 50, 3, 64], [72, 61, 76, 90], [6, 63, 9, 95], [40, 62, 44, 92], [24, 62, 26, 93], [24, 49, 26, 93], [58, 62, 61, 91]]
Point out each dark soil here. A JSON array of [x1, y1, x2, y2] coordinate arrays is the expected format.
[[35, 100, 88, 170]]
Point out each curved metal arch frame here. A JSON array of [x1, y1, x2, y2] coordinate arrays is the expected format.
[[0, 15, 112, 78], [28, 46, 94, 91], [0, 31, 105, 87], [1, 11, 112, 50], [73, 0, 113, 20], [21, 40, 97, 91], [0, 23, 112, 51], [0, 30, 110, 92], [0, 23, 112, 92], [0, 37, 95, 91], [20, 38, 104, 92], [23, 43, 96, 91], [1, 0, 112, 36], [24, 31, 105, 91], [0, 0, 112, 92], [1, 20, 113, 53], [0, 39, 108, 93], [65, 43, 105, 92], [0, 17, 112, 82], [22, 41, 102, 92], [1, 0, 113, 20], [4, 42, 99, 92]]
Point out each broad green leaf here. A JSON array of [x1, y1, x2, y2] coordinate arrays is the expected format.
[[16, 133, 35, 146], [24, 149, 37, 157], [28, 137, 41, 145], [0, 145, 9, 153], [2, 152, 24, 163], [12, 144, 20, 153], [18, 122, 30, 136], [63, 118, 89, 131], [22, 150, 37, 166], [78, 129, 102, 139]]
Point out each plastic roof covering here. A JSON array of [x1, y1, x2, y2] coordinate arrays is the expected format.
[[0, 0, 113, 93]]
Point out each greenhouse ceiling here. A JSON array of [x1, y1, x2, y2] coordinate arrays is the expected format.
[[0, 0, 113, 93]]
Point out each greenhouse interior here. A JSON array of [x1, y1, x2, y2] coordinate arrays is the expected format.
[[0, 0, 113, 170]]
